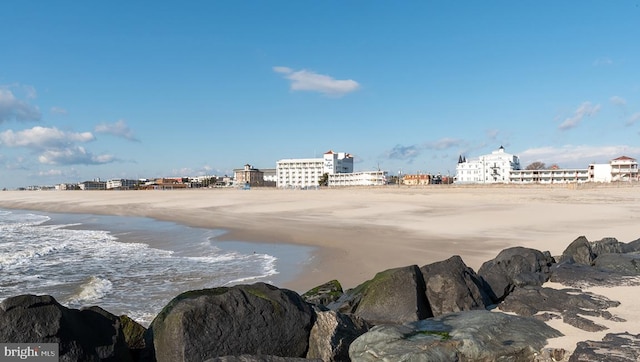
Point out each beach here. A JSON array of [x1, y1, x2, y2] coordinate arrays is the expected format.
[[1, 184, 639, 352]]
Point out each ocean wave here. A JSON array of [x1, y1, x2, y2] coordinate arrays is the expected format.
[[67, 276, 113, 305]]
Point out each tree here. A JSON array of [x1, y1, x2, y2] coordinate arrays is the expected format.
[[525, 161, 546, 170], [318, 173, 329, 186]]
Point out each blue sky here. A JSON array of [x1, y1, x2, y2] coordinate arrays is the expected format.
[[1, 1, 639, 188]]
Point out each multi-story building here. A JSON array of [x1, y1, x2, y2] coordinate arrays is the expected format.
[[277, 150, 354, 188], [234, 164, 265, 187], [455, 146, 521, 184], [106, 179, 138, 190], [509, 168, 590, 184], [589, 156, 639, 183], [328, 171, 388, 187]]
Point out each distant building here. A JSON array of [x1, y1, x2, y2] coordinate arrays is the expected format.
[[106, 179, 138, 190], [589, 156, 639, 183], [328, 171, 388, 187], [455, 146, 521, 184], [402, 174, 432, 186], [79, 179, 107, 190], [233, 164, 272, 187], [277, 150, 354, 188], [508, 155, 638, 184]]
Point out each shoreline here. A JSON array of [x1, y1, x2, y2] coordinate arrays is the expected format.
[[1, 186, 640, 293]]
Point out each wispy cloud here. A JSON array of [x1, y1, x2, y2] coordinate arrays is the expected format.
[[519, 145, 640, 167], [94, 120, 139, 141], [50, 106, 68, 115], [593, 57, 613, 66], [385, 144, 421, 162], [423, 137, 463, 150], [610, 96, 626, 106], [0, 126, 115, 166], [273, 66, 360, 96], [558, 102, 601, 131], [626, 112, 640, 127], [0, 126, 94, 149], [38, 146, 116, 165], [0, 88, 41, 123]]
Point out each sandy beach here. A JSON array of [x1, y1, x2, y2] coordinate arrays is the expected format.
[[1, 184, 639, 353]]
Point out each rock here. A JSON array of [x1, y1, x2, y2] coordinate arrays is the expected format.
[[477, 247, 555, 302], [348, 310, 562, 362], [145, 283, 314, 362], [560, 236, 596, 265], [329, 265, 432, 325], [306, 308, 371, 362], [0, 294, 132, 361], [499, 286, 623, 332], [591, 237, 627, 255], [119, 314, 147, 360], [593, 252, 640, 275], [569, 332, 640, 361], [420, 255, 492, 316], [622, 237, 640, 253], [205, 356, 321, 362], [302, 279, 343, 307]]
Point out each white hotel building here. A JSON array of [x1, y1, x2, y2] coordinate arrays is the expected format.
[[276, 150, 388, 188], [455, 146, 521, 184], [456, 146, 638, 185]]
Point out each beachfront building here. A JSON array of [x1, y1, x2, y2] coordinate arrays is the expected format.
[[106, 179, 138, 190], [233, 164, 265, 187], [402, 173, 432, 186], [455, 146, 521, 184], [589, 156, 639, 183], [509, 168, 590, 184], [328, 170, 388, 187], [276, 150, 354, 188], [79, 179, 107, 190]]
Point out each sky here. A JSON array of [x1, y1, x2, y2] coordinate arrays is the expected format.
[[1, 1, 640, 188]]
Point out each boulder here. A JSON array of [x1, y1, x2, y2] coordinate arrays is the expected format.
[[348, 310, 562, 362], [420, 255, 492, 315], [302, 280, 343, 307], [0, 294, 132, 361], [570, 332, 640, 361], [329, 265, 431, 325], [205, 357, 321, 362], [560, 236, 596, 265], [477, 247, 555, 302], [145, 283, 315, 362], [591, 237, 627, 255], [498, 286, 623, 332], [119, 314, 147, 360], [306, 308, 370, 362], [593, 252, 640, 275]]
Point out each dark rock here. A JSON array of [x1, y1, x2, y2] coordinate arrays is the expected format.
[[499, 286, 623, 332], [348, 310, 562, 362], [622, 237, 640, 253], [478, 247, 555, 302], [0, 294, 132, 361], [420, 255, 492, 316], [145, 283, 315, 362], [569, 332, 640, 361], [302, 279, 343, 307], [593, 252, 640, 275], [119, 315, 146, 359], [205, 356, 321, 362], [560, 236, 596, 265], [329, 265, 432, 325], [306, 308, 370, 362], [591, 237, 627, 255]]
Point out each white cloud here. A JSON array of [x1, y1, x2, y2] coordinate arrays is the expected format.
[[38, 169, 63, 177], [558, 102, 601, 131], [94, 120, 138, 141], [423, 137, 463, 150], [0, 126, 94, 149], [519, 145, 640, 168], [0, 88, 41, 123], [385, 144, 421, 161], [593, 57, 613, 66], [38, 146, 115, 165], [627, 112, 640, 127], [50, 106, 68, 115], [610, 96, 626, 106], [273, 66, 360, 96]]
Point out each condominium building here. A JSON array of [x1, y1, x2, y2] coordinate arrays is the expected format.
[[276, 150, 354, 188], [455, 146, 521, 184], [328, 171, 388, 187], [589, 156, 639, 182]]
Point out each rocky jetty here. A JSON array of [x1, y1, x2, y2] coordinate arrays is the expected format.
[[2, 235, 640, 361]]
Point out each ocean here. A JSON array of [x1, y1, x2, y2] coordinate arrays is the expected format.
[[0, 208, 314, 326]]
